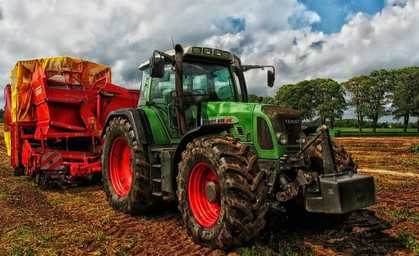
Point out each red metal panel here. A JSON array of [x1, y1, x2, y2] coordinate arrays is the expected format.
[[40, 150, 60, 168], [8, 57, 140, 180], [21, 140, 32, 168]]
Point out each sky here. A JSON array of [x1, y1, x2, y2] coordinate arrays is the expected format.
[[297, 0, 385, 33], [0, 0, 417, 121]]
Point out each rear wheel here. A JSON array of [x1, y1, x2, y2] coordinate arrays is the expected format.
[[109, 137, 132, 197], [102, 117, 157, 213], [177, 136, 268, 250]]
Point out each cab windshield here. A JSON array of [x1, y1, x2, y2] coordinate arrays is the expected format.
[[147, 62, 238, 104]]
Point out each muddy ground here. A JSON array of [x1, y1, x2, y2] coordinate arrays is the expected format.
[[0, 134, 418, 255]]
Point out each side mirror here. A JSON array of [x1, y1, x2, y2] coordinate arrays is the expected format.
[[267, 70, 275, 87], [149, 57, 165, 78]]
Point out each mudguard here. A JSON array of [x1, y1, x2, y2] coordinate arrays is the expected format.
[[102, 108, 154, 145]]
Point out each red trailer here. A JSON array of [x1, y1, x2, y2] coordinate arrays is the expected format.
[[4, 57, 139, 185]]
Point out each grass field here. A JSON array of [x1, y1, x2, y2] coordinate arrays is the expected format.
[[335, 127, 419, 137], [1, 129, 418, 255]]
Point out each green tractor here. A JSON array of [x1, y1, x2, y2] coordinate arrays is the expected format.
[[101, 45, 376, 249]]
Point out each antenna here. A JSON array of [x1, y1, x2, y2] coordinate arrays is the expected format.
[[171, 36, 175, 49]]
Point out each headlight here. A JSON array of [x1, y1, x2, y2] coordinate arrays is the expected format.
[[296, 132, 306, 144], [276, 132, 289, 145]]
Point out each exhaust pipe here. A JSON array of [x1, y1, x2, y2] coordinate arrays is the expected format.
[[174, 44, 186, 135]]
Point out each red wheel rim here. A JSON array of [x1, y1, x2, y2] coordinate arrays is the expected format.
[[188, 162, 221, 228], [109, 137, 132, 197]]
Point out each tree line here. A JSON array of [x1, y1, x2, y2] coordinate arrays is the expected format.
[[249, 67, 419, 133]]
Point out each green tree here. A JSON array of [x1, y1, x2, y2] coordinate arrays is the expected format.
[[392, 67, 419, 133], [414, 93, 419, 132], [365, 69, 394, 133], [248, 93, 262, 103], [342, 75, 370, 133], [314, 78, 346, 129], [261, 96, 275, 105], [275, 81, 317, 120]]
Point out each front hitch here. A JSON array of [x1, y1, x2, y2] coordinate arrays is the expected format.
[[297, 125, 337, 175], [303, 125, 377, 213], [277, 125, 376, 214]]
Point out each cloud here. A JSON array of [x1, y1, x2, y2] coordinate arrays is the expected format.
[[214, 0, 419, 95], [386, 0, 408, 7], [217, 17, 246, 34], [288, 7, 321, 29], [297, 1, 419, 81], [0, 0, 303, 97], [309, 40, 326, 50], [0, 0, 418, 106]]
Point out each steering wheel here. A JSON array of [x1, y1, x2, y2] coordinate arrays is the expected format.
[[192, 89, 208, 95]]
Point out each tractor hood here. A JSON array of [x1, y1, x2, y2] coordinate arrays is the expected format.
[[201, 101, 256, 141], [260, 105, 301, 145], [200, 102, 302, 159]]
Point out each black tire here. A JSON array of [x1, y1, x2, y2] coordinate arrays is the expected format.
[[35, 171, 48, 189], [102, 117, 158, 213], [177, 136, 268, 250], [13, 167, 25, 176], [306, 137, 357, 173]]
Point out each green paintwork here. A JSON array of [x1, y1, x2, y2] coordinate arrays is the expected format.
[[252, 105, 288, 159], [140, 100, 289, 159], [201, 101, 255, 142], [201, 102, 286, 159], [140, 107, 173, 145]]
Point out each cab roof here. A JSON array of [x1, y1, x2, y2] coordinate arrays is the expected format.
[[138, 46, 234, 70]]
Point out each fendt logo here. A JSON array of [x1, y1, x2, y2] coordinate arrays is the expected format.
[[284, 119, 300, 125]]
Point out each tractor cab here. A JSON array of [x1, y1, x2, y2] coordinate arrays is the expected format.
[[139, 58, 242, 139], [138, 45, 274, 142]]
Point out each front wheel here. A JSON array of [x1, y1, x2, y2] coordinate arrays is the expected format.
[[306, 137, 357, 173], [177, 136, 268, 250], [102, 117, 157, 213]]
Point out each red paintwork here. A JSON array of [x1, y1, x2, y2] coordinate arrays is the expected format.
[[188, 162, 221, 228], [109, 137, 132, 196], [5, 65, 139, 179]]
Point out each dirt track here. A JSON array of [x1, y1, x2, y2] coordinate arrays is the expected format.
[[0, 135, 418, 255]]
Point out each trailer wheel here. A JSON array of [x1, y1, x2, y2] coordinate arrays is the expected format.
[[35, 171, 48, 188], [177, 136, 268, 250], [102, 117, 157, 213], [13, 167, 25, 176]]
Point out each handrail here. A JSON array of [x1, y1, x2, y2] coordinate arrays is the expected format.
[[90, 76, 109, 91]]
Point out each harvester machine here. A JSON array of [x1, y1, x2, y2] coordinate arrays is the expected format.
[[4, 57, 139, 185]]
